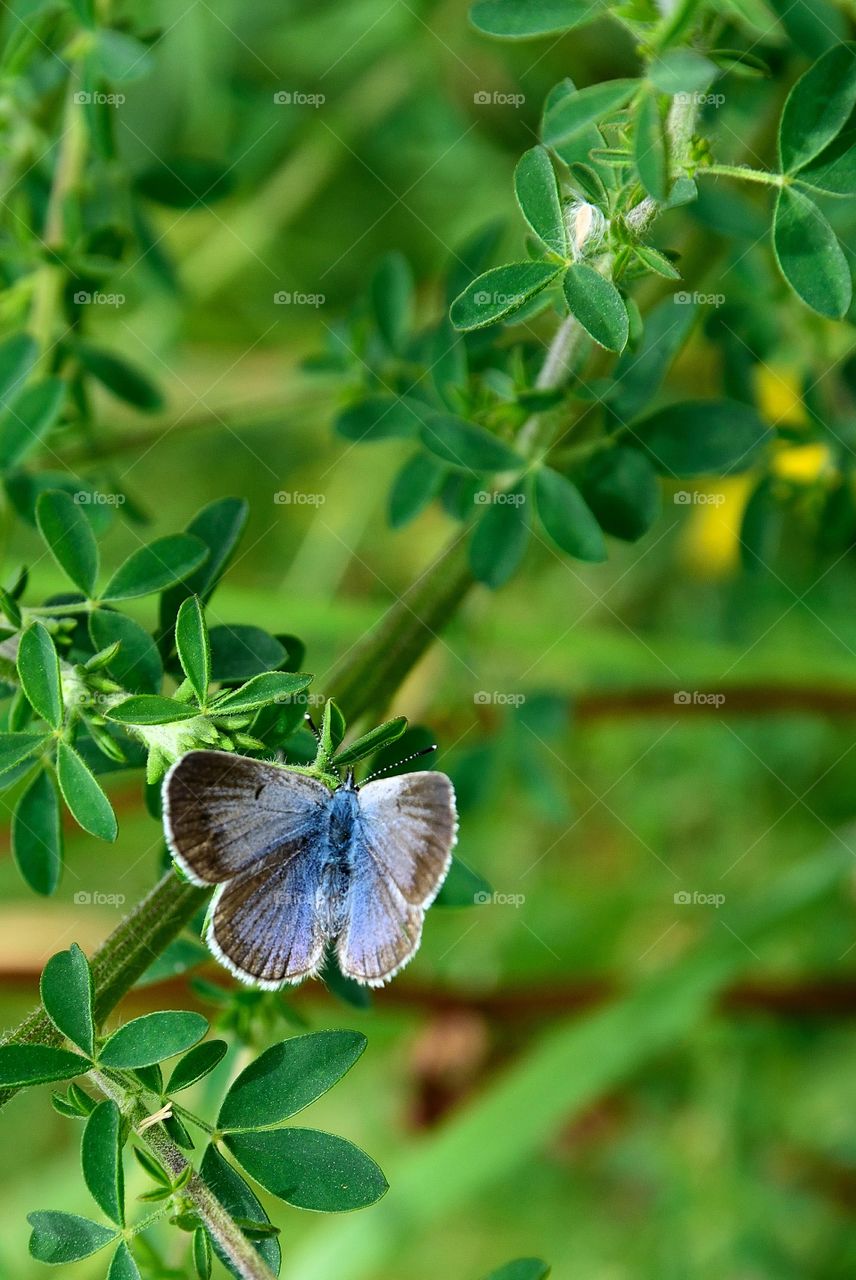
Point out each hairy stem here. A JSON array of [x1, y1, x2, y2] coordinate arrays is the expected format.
[[90, 1069, 277, 1280]]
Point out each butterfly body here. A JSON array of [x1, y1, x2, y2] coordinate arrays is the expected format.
[[163, 751, 457, 988]]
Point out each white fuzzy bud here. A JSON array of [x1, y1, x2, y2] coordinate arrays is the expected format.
[[566, 200, 607, 261]]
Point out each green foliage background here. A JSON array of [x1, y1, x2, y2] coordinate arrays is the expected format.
[[2, 0, 856, 1275]]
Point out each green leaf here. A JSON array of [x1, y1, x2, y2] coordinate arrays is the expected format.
[[36, 490, 100, 596], [76, 343, 163, 412], [219, 1031, 366, 1132], [0, 377, 66, 469], [82, 1100, 125, 1225], [608, 297, 696, 422], [40, 944, 94, 1056], [89, 610, 164, 695], [99, 1011, 209, 1068], [470, 0, 603, 38], [483, 1260, 551, 1280], [56, 742, 118, 841], [514, 147, 567, 256], [199, 1145, 281, 1277], [336, 395, 428, 441], [542, 78, 638, 148], [101, 534, 209, 601], [321, 699, 346, 756], [0, 731, 47, 775], [435, 855, 492, 906], [470, 489, 530, 587], [370, 252, 413, 352], [176, 596, 210, 705], [796, 120, 856, 195], [420, 416, 523, 472], [193, 1229, 212, 1280], [334, 719, 408, 767], [17, 622, 63, 728], [772, 185, 851, 318], [224, 1128, 388, 1211], [562, 264, 628, 352], [136, 157, 233, 207], [208, 626, 287, 681], [580, 446, 661, 542], [211, 671, 313, 715], [0, 1044, 89, 1086], [649, 49, 716, 94], [450, 263, 562, 330], [160, 498, 249, 636], [778, 42, 856, 171], [534, 467, 606, 561], [94, 30, 152, 81], [27, 1211, 117, 1264], [108, 1242, 142, 1280], [388, 453, 446, 528], [107, 695, 198, 728], [13, 768, 63, 895], [632, 400, 768, 476], [0, 332, 37, 409], [634, 87, 668, 201], [166, 1039, 228, 1093]]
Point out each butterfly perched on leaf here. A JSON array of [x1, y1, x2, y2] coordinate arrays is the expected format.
[[163, 749, 457, 987]]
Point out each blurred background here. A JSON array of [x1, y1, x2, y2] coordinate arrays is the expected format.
[[3, 0, 856, 1276]]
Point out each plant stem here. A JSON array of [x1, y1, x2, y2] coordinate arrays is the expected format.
[[90, 1069, 277, 1280], [699, 163, 785, 187]]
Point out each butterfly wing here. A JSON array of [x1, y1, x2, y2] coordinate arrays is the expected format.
[[163, 750, 329, 885], [207, 840, 329, 988], [336, 771, 457, 986]]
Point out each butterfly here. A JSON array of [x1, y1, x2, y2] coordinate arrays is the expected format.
[[163, 750, 458, 988]]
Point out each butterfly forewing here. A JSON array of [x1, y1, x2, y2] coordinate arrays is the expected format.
[[337, 771, 457, 985], [163, 750, 329, 885]]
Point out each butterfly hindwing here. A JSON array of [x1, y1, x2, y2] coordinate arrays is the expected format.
[[163, 750, 329, 885]]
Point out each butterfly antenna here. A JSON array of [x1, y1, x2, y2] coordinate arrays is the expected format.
[[360, 744, 438, 784], [304, 713, 322, 743]]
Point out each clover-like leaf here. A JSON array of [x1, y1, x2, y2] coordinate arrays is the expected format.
[[224, 1128, 388, 1211], [514, 147, 567, 256], [56, 742, 117, 841], [89, 610, 164, 695], [166, 1039, 228, 1093], [36, 490, 100, 596], [420, 415, 524, 472], [470, 0, 604, 38], [0, 1044, 90, 1086], [470, 487, 531, 587], [211, 671, 313, 715], [562, 265, 628, 352], [13, 768, 63, 895], [101, 534, 209, 602], [450, 263, 562, 331], [218, 1031, 366, 1131], [200, 1145, 281, 1276], [17, 621, 63, 729], [28, 1211, 117, 1264], [99, 1011, 209, 1068], [772, 185, 852, 318], [778, 42, 856, 172], [40, 944, 95, 1056], [0, 377, 66, 469], [81, 1100, 125, 1225], [176, 596, 211, 705], [334, 718, 408, 767], [631, 400, 768, 476], [542, 78, 638, 148], [535, 467, 606, 562]]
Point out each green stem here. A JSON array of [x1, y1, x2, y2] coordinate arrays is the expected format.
[[90, 1069, 276, 1280], [700, 163, 785, 187]]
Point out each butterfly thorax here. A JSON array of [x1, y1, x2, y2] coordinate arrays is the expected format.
[[317, 785, 361, 935]]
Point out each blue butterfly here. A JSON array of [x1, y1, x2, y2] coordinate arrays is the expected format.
[[163, 751, 457, 988]]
